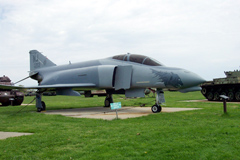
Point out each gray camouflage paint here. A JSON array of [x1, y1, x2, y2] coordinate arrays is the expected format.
[[29, 50, 205, 96]]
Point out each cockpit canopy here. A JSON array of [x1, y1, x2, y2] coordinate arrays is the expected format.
[[112, 53, 164, 66]]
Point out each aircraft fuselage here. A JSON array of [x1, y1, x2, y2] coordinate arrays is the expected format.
[[31, 55, 205, 96]]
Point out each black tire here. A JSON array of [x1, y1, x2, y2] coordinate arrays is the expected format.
[[213, 92, 220, 101], [207, 92, 214, 101], [104, 98, 113, 107], [37, 101, 46, 112], [13, 96, 24, 106], [85, 91, 93, 97], [151, 104, 161, 113], [158, 105, 162, 112], [41, 101, 46, 111], [228, 92, 234, 101], [235, 92, 240, 101], [201, 88, 207, 95]]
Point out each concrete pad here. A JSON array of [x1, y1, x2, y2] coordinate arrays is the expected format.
[[45, 107, 201, 120], [0, 131, 33, 140]]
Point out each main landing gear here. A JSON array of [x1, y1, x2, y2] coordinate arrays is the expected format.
[[104, 94, 113, 107], [151, 89, 165, 113], [36, 90, 46, 112]]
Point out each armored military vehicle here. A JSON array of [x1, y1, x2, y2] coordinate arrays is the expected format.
[[0, 76, 24, 106], [201, 70, 240, 101]]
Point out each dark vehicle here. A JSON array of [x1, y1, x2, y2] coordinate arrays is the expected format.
[[0, 76, 24, 106], [201, 70, 240, 101], [25, 91, 36, 96], [84, 90, 107, 97], [43, 91, 56, 96]]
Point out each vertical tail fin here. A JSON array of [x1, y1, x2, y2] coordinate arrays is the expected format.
[[29, 50, 56, 71]]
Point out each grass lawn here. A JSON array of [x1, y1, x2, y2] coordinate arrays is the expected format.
[[0, 91, 240, 159]]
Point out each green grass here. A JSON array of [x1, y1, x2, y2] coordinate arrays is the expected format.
[[1, 91, 240, 159]]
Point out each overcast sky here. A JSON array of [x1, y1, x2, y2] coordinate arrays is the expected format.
[[1, 0, 240, 86]]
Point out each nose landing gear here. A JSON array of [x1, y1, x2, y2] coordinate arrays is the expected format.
[[151, 89, 164, 113], [104, 94, 113, 107], [151, 104, 162, 113]]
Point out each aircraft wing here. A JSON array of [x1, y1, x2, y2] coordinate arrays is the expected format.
[[0, 83, 97, 96]]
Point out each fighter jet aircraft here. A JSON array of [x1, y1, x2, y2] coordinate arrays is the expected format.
[[1, 50, 205, 113]]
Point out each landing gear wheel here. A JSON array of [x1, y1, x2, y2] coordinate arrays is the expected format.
[[37, 101, 46, 112], [41, 101, 46, 111], [151, 104, 161, 113], [104, 98, 113, 107]]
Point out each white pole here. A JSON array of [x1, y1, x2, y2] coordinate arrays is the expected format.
[[116, 109, 118, 119]]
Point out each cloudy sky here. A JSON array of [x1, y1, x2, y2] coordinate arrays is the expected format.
[[1, 0, 240, 86]]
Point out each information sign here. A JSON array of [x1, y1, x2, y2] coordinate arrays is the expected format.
[[110, 102, 122, 110]]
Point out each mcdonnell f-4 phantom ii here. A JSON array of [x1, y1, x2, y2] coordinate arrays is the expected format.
[[0, 50, 205, 113]]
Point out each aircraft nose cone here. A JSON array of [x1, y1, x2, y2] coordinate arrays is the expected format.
[[179, 70, 206, 88]]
